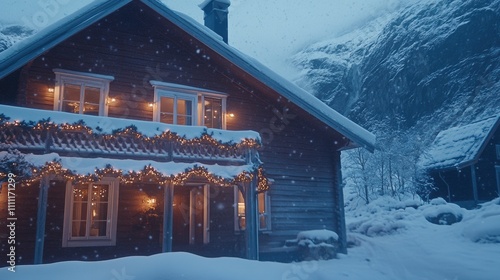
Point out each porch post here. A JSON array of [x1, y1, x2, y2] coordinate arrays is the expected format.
[[162, 182, 174, 253], [333, 151, 347, 254], [34, 176, 50, 264], [244, 174, 259, 260], [470, 165, 479, 205]]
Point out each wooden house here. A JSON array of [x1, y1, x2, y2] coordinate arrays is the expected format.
[[0, 0, 375, 265], [421, 115, 500, 208]]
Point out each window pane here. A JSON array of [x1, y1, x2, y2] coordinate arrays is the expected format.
[[90, 184, 108, 237], [258, 193, 266, 214], [72, 202, 88, 221], [259, 214, 267, 229], [72, 221, 87, 237], [90, 221, 107, 237], [62, 84, 81, 114], [92, 184, 109, 200], [73, 185, 89, 201], [72, 185, 88, 237], [204, 97, 222, 129], [160, 97, 174, 124], [83, 87, 100, 116], [64, 84, 81, 101], [177, 99, 193, 125]]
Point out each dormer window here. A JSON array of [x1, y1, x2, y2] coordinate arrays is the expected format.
[[53, 69, 114, 116], [151, 81, 227, 129]]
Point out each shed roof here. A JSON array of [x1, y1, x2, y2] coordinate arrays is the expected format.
[[420, 115, 500, 171], [0, 0, 375, 151]]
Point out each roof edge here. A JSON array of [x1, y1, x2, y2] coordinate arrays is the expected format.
[[141, 0, 376, 152], [0, 0, 132, 79]]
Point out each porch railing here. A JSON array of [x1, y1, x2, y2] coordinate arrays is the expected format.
[[0, 121, 253, 165]]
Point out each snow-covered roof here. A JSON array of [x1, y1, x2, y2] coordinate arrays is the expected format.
[[0, 151, 252, 180], [420, 115, 500, 170], [0, 0, 375, 151]]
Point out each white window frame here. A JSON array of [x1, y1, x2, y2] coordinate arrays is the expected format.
[[53, 69, 114, 116], [200, 93, 227, 129], [153, 89, 198, 125], [62, 177, 120, 247], [233, 186, 271, 232], [150, 81, 227, 129]]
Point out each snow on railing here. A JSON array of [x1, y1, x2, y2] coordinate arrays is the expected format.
[[0, 105, 259, 165]]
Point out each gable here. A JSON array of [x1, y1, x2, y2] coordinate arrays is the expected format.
[[0, 0, 375, 151]]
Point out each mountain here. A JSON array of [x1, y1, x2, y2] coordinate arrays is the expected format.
[[292, 0, 500, 139], [0, 25, 34, 52]]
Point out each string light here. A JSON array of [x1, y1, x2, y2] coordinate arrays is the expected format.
[[17, 160, 270, 192], [0, 116, 269, 191]]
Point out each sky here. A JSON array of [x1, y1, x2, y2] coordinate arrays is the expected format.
[[0, 0, 409, 76]]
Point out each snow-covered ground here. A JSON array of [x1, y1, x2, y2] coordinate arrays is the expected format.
[[2, 191, 499, 280]]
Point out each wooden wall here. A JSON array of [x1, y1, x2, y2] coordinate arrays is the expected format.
[[2, 1, 349, 262]]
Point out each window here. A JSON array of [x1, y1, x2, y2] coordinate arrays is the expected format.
[[155, 91, 197, 125], [202, 96, 224, 129], [53, 69, 114, 116], [496, 145, 500, 160], [151, 81, 227, 129], [62, 178, 119, 247], [234, 186, 270, 231]]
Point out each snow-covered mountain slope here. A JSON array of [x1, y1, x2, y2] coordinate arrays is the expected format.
[[0, 25, 34, 52], [293, 0, 500, 137]]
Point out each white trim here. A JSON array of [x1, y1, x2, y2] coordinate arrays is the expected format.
[[150, 80, 227, 96], [53, 69, 113, 116], [62, 177, 119, 247], [53, 68, 115, 81]]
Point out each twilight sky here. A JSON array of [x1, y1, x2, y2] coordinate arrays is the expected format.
[[0, 0, 410, 76]]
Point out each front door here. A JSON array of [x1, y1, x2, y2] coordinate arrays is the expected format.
[[173, 184, 210, 247]]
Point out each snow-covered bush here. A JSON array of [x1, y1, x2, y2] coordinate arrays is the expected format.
[[348, 214, 408, 237], [345, 195, 419, 237], [295, 230, 339, 260], [463, 198, 500, 243], [420, 198, 463, 225]]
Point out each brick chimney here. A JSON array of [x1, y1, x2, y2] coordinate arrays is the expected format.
[[200, 0, 230, 43]]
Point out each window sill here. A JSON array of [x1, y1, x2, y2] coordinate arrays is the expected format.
[[63, 238, 116, 248]]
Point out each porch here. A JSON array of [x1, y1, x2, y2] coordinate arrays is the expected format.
[[0, 105, 267, 264]]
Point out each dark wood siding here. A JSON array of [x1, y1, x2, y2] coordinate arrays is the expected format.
[[0, 182, 38, 266]]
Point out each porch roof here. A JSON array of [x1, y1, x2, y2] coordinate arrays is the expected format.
[[0, 151, 254, 183]]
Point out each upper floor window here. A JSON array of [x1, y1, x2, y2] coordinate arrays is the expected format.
[[62, 177, 119, 247], [496, 144, 500, 160], [53, 69, 114, 116], [151, 81, 227, 129], [156, 91, 197, 125]]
